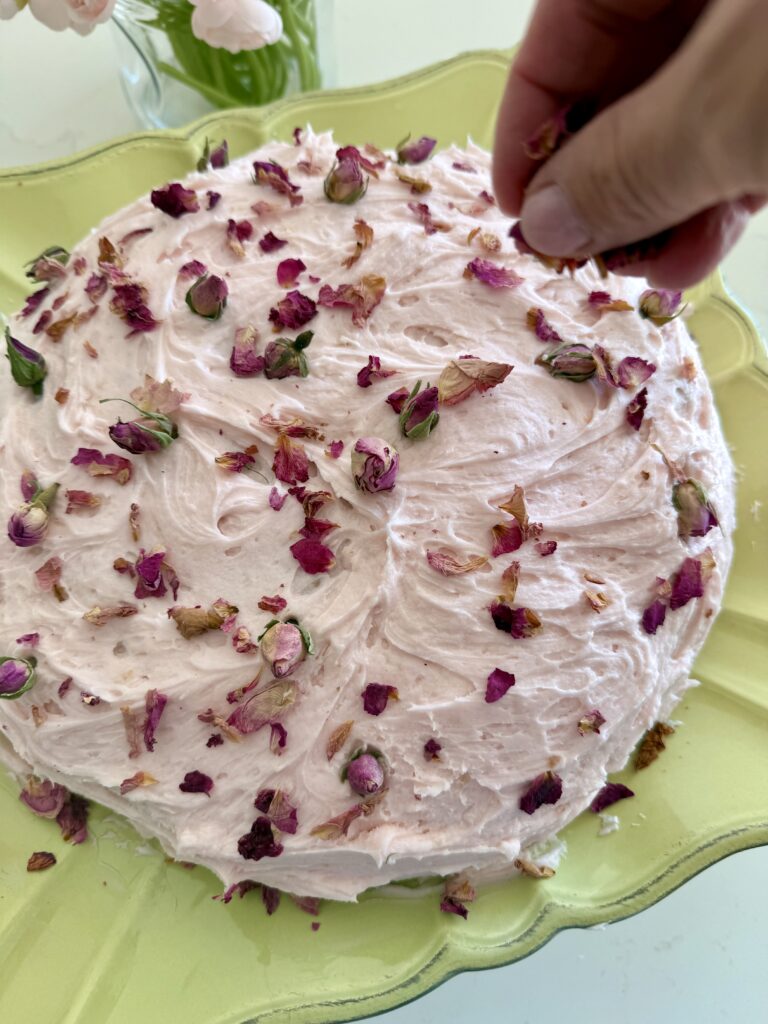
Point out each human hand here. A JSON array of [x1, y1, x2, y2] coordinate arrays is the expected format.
[[492, 0, 768, 287]]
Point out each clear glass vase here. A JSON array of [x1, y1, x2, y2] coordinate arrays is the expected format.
[[111, 0, 321, 130]]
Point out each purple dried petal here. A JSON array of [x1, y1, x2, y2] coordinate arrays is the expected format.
[[268, 290, 317, 331], [237, 817, 284, 860], [108, 420, 165, 455], [144, 689, 168, 752], [326, 440, 344, 459], [15, 632, 40, 647], [290, 538, 335, 575], [464, 258, 523, 289], [400, 383, 440, 439], [616, 356, 656, 390], [110, 283, 158, 335], [526, 307, 562, 343], [357, 354, 396, 388], [276, 258, 306, 289], [490, 522, 524, 557], [485, 667, 516, 703], [641, 599, 667, 634], [207, 191, 222, 210], [397, 135, 436, 165], [489, 601, 542, 639], [669, 556, 704, 610], [150, 183, 199, 218], [179, 770, 214, 795], [385, 386, 410, 414], [252, 160, 302, 206], [519, 771, 563, 814], [262, 885, 281, 915], [362, 682, 398, 716], [56, 793, 89, 844], [535, 540, 557, 556], [352, 436, 399, 493], [590, 782, 635, 813], [440, 897, 468, 919], [452, 161, 476, 173], [424, 738, 442, 761], [269, 486, 287, 511], [21, 287, 50, 318], [19, 778, 68, 818], [672, 479, 719, 539], [270, 722, 288, 754], [626, 387, 648, 431], [259, 231, 288, 253]]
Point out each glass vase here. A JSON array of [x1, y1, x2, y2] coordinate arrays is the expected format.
[[111, 0, 321, 130]]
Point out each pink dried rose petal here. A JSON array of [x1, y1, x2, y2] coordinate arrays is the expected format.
[[110, 282, 159, 335], [268, 289, 317, 331], [259, 230, 288, 253], [272, 434, 310, 485], [179, 259, 207, 279], [590, 782, 635, 813], [588, 290, 633, 313], [84, 604, 138, 625], [519, 771, 563, 814], [252, 160, 303, 207], [130, 375, 187, 416], [299, 517, 338, 541], [491, 521, 524, 557], [578, 709, 606, 735], [215, 451, 256, 473], [318, 274, 387, 327], [337, 143, 386, 176], [254, 788, 298, 834], [626, 387, 648, 431], [535, 540, 557, 556], [672, 479, 719, 539], [232, 627, 258, 654], [290, 538, 335, 575], [230, 324, 264, 377], [269, 486, 287, 511], [71, 448, 133, 485], [669, 556, 705, 610], [352, 436, 399, 493], [385, 386, 410, 414], [214, 880, 258, 903], [56, 793, 89, 844], [270, 722, 288, 754], [641, 598, 667, 635], [237, 817, 284, 861], [227, 679, 296, 734], [357, 354, 396, 389], [485, 668, 516, 703], [15, 632, 40, 647], [276, 258, 306, 289], [150, 183, 199, 218], [34, 556, 63, 593], [362, 683, 399, 716], [119, 771, 158, 795], [144, 689, 168, 753], [21, 287, 51, 318], [226, 218, 253, 257], [424, 738, 442, 761], [407, 200, 450, 235], [452, 161, 476, 173], [526, 307, 562, 343], [179, 771, 214, 796], [440, 875, 476, 919], [262, 885, 281, 915], [396, 135, 436, 164], [226, 674, 261, 704], [437, 357, 513, 406], [258, 594, 287, 614], [19, 778, 68, 819], [85, 274, 107, 303], [464, 257, 523, 289], [325, 439, 344, 459], [342, 218, 374, 268], [310, 804, 365, 840], [488, 601, 542, 639], [260, 413, 325, 440], [64, 489, 102, 514], [426, 549, 489, 575]]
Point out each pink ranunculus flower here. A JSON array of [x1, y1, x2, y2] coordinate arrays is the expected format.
[[190, 0, 283, 54], [28, 0, 115, 34]]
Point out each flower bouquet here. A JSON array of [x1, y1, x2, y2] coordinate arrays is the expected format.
[[1, 0, 320, 124]]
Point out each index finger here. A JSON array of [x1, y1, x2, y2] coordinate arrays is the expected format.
[[492, 0, 701, 214]]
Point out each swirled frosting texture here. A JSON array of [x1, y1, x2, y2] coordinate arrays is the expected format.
[[0, 132, 734, 900]]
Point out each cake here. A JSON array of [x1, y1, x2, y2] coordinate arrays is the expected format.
[[0, 130, 734, 903]]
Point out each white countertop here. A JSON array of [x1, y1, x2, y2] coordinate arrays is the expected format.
[[1, 4, 766, 1022]]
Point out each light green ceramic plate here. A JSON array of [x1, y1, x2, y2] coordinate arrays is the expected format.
[[1, 50, 767, 1024]]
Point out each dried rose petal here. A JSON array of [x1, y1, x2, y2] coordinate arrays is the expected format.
[[673, 479, 719, 539], [519, 771, 563, 814], [260, 413, 324, 440], [261, 885, 281, 915], [269, 487, 287, 511], [119, 771, 158, 795], [385, 386, 410, 414], [109, 283, 158, 335], [19, 778, 67, 818], [226, 674, 260, 704], [357, 354, 396, 389], [259, 594, 287, 614], [522, 101, 594, 160], [310, 804, 364, 840], [423, 738, 442, 762], [15, 632, 40, 647], [268, 290, 317, 332], [626, 387, 648, 431], [525, 307, 562, 343], [226, 218, 253, 257], [346, 753, 385, 796], [641, 599, 667, 635], [485, 668, 516, 703], [64, 489, 102, 514], [270, 722, 288, 754], [535, 540, 557, 557], [83, 603, 138, 626], [397, 135, 436, 164], [179, 771, 214, 796], [342, 218, 374, 269], [635, 721, 675, 769], [151, 183, 199, 217], [489, 601, 542, 639], [21, 287, 50, 318], [440, 875, 476, 919], [33, 556, 63, 598], [589, 782, 634, 813], [71, 447, 132, 485], [259, 231, 288, 253], [255, 788, 298, 834], [437, 357, 513, 408], [144, 689, 168, 752], [337, 143, 386, 176], [584, 590, 609, 613], [327, 720, 354, 761], [362, 683, 399, 716], [464, 257, 522, 289], [56, 793, 89, 844], [588, 290, 633, 313], [638, 288, 684, 325], [290, 538, 335, 575], [27, 851, 57, 872], [426, 549, 488, 575], [325, 440, 344, 459], [215, 451, 255, 473], [276, 258, 306, 289], [227, 679, 296, 736], [397, 171, 431, 194], [491, 522, 524, 557], [408, 201, 450, 236], [272, 434, 310, 485], [352, 436, 399, 493], [237, 817, 284, 860], [252, 160, 302, 207], [318, 274, 387, 327], [578, 709, 607, 735], [207, 733, 224, 748], [669, 556, 705, 610]]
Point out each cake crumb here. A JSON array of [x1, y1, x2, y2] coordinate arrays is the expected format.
[[751, 499, 762, 522], [598, 813, 620, 836]]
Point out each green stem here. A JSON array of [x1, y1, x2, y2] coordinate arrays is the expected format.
[[244, 49, 269, 105], [156, 60, 239, 108], [277, 0, 317, 90]]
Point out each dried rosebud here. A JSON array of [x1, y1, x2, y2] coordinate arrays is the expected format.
[[8, 501, 53, 548], [464, 257, 523, 289], [252, 160, 302, 206], [426, 549, 488, 575], [197, 137, 229, 171], [150, 183, 199, 217], [385, 386, 410, 414], [519, 771, 563, 814], [5, 329, 47, 396], [485, 668, 515, 703], [346, 753, 385, 796], [0, 657, 37, 700], [272, 433, 309, 485], [352, 437, 399, 493], [71, 447, 132, 484], [264, 330, 313, 379], [578, 709, 606, 735], [590, 782, 634, 813], [396, 134, 436, 164], [185, 273, 228, 320], [362, 682, 399, 716], [357, 354, 395, 389], [259, 620, 309, 678], [639, 288, 684, 325], [56, 793, 89, 844], [672, 479, 719, 539], [25, 246, 69, 285], [324, 155, 368, 204], [104, 397, 178, 454], [179, 771, 214, 796], [84, 603, 138, 626], [536, 341, 596, 382], [437, 357, 513, 407], [399, 381, 440, 440], [489, 601, 542, 639]]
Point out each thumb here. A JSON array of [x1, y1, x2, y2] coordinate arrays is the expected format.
[[517, 61, 751, 257]]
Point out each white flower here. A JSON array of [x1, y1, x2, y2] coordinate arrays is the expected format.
[[190, 0, 283, 54], [0, 0, 26, 20], [27, 0, 115, 35]]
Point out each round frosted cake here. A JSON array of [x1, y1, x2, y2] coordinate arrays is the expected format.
[[0, 130, 733, 902]]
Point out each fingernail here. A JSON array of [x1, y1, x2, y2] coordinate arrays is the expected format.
[[520, 184, 592, 254]]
